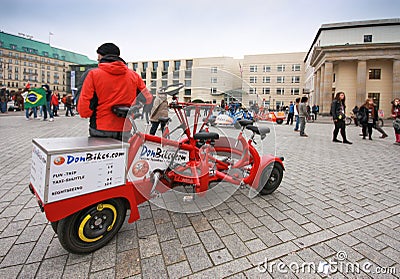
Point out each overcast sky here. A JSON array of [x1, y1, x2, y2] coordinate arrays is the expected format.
[[1, 0, 399, 62]]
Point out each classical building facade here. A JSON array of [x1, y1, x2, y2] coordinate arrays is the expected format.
[[305, 18, 400, 115], [0, 31, 95, 94]]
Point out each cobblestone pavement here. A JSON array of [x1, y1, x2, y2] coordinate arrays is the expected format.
[[0, 111, 399, 278]]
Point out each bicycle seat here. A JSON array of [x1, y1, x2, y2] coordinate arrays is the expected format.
[[238, 119, 253, 127], [193, 131, 220, 141], [159, 117, 171, 124], [246, 125, 270, 140], [112, 105, 130, 118]]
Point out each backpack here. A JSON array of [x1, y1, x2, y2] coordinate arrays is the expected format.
[[61, 96, 67, 104]]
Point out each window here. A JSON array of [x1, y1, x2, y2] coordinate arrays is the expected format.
[[262, 87, 270, 94], [11, 44, 17, 50], [364, 35, 372, 43], [368, 93, 380, 109], [250, 65, 257, 72], [163, 61, 169, 70], [263, 65, 271, 72], [369, 69, 381, 79], [174, 60, 181, 70], [277, 65, 285, 72], [185, 80, 191, 87], [186, 60, 193, 69], [249, 88, 257, 94], [173, 71, 179, 79], [291, 76, 300, 83], [152, 61, 158, 71], [291, 88, 300, 95], [276, 88, 285, 95], [142, 62, 148, 71], [250, 76, 257, 83], [262, 76, 270, 83], [211, 77, 218, 83], [133, 63, 138, 71], [211, 67, 218, 73], [211, 87, 217, 94], [185, 70, 192, 78], [277, 76, 285, 83], [292, 64, 301, 71]]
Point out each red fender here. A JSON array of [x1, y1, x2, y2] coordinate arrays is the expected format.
[[31, 182, 145, 223], [249, 154, 284, 190]]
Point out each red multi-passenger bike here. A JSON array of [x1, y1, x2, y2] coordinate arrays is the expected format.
[[29, 83, 284, 254]]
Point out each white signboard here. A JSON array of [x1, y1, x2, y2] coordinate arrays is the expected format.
[[128, 142, 189, 180], [47, 148, 127, 203], [30, 145, 47, 202]]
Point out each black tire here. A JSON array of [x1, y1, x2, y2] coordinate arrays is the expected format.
[[276, 119, 283, 124], [57, 198, 127, 254], [51, 221, 58, 234], [258, 163, 283, 195], [345, 117, 352, 126]]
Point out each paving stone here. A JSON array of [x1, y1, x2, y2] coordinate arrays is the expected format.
[[295, 230, 336, 248], [139, 234, 161, 259], [329, 220, 366, 235], [189, 215, 212, 233], [0, 236, 17, 257], [18, 262, 41, 279], [89, 268, 115, 279], [221, 234, 251, 258], [258, 215, 285, 233], [167, 260, 192, 279], [90, 244, 117, 273], [184, 244, 213, 273], [115, 249, 141, 279], [253, 226, 282, 247], [0, 219, 30, 238], [35, 255, 68, 278], [245, 238, 267, 253], [209, 248, 233, 265], [16, 224, 46, 244], [141, 255, 167, 279], [176, 226, 201, 247], [62, 262, 90, 279], [198, 230, 225, 252], [116, 229, 138, 252], [209, 219, 234, 237], [0, 242, 35, 267], [155, 221, 178, 242], [247, 241, 298, 265], [161, 239, 186, 265], [170, 212, 191, 229], [26, 225, 55, 264], [152, 209, 171, 225], [230, 222, 257, 242], [0, 265, 22, 279], [136, 218, 156, 238]]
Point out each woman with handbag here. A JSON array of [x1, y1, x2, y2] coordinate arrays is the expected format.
[[391, 98, 400, 145], [331, 92, 352, 144]]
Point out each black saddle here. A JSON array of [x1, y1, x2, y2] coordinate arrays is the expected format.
[[246, 125, 270, 140], [193, 131, 220, 141], [238, 119, 253, 127], [112, 105, 130, 118], [159, 117, 171, 124]]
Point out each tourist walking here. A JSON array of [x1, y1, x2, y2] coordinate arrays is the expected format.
[[293, 97, 300, 132], [286, 101, 294, 125], [391, 98, 400, 145], [149, 90, 168, 135], [331, 92, 352, 144], [298, 96, 309, 137], [358, 98, 377, 140]]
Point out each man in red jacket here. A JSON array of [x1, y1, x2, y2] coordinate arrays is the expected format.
[[78, 43, 153, 141]]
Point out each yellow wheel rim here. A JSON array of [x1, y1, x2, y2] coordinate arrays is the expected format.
[[78, 203, 118, 243]]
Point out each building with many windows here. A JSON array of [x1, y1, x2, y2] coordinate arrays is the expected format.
[[0, 31, 95, 94], [128, 52, 306, 109], [305, 18, 400, 115]]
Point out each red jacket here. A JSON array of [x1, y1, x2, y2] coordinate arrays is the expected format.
[[51, 94, 59, 106], [78, 60, 152, 131]]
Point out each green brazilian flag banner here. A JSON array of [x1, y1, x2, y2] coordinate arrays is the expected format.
[[24, 88, 47, 109]]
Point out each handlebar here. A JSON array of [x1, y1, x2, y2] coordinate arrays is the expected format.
[[159, 83, 184, 96]]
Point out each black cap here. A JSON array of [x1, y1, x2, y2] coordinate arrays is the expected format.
[[96, 43, 120, 56]]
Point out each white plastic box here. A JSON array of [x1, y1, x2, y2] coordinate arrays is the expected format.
[[30, 137, 128, 204]]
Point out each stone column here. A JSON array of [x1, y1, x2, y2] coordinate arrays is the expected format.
[[319, 64, 325, 113], [393, 59, 400, 100], [314, 70, 321, 106], [322, 62, 333, 114], [356, 60, 367, 105]]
